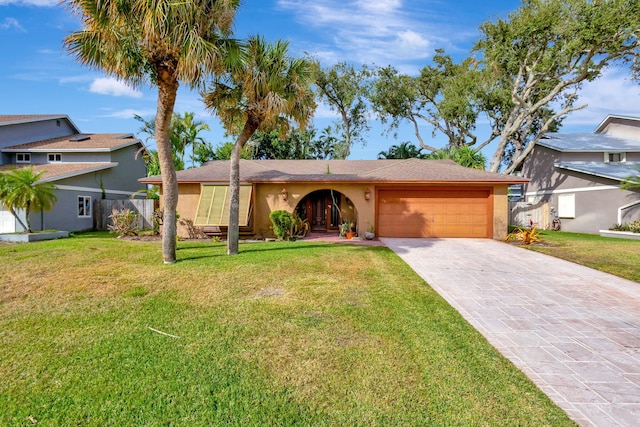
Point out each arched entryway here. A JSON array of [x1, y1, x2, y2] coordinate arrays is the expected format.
[[296, 189, 357, 233]]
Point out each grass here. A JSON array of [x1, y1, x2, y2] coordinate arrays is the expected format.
[[0, 233, 573, 426], [520, 230, 640, 282]]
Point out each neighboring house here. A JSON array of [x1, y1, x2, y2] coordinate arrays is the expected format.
[[0, 115, 147, 232], [519, 114, 640, 233], [141, 158, 527, 240]]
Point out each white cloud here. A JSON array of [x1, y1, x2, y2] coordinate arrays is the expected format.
[[277, 0, 436, 70], [89, 77, 143, 98], [101, 108, 155, 119], [0, 17, 25, 32], [0, 0, 57, 6], [562, 68, 640, 129]]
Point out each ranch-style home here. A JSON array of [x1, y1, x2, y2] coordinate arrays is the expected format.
[[141, 158, 527, 240], [0, 115, 147, 233], [518, 114, 640, 233]]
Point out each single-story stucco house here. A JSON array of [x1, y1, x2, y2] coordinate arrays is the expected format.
[[141, 158, 528, 240]]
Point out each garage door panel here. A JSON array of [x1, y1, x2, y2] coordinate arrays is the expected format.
[[377, 188, 491, 238]]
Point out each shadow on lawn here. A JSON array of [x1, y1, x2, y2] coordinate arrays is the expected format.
[[175, 241, 387, 263]]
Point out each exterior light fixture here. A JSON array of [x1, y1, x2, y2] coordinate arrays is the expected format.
[[364, 188, 371, 201], [280, 188, 289, 202]]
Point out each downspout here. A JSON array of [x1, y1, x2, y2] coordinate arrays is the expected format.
[[617, 199, 640, 225]]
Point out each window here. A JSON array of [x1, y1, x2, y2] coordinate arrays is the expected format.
[[557, 194, 575, 219], [78, 196, 91, 218], [48, 153, 62, 163], [605, 152, 626, 163], [16, 153, 31, 163]]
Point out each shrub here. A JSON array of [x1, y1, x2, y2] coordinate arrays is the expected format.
[[269, 210, 294, 240], [610, 220, 640, 233], [290, 214, 310, 239], [108, 208, 140, 237], [505, 226, 542, 245]]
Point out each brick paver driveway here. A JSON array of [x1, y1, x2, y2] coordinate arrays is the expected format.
[[382, 238, 640, 427]]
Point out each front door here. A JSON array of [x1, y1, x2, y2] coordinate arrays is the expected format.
[[300, 190, 341, 232], [311, 196, 327, 231]]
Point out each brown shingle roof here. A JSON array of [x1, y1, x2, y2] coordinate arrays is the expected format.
[[0, 114, 67, 125], [3, 133, 141, 152], [140, 159, 529, 185], [0, 163, 117, 182]]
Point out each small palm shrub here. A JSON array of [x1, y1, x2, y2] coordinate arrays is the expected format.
[[108, 208, 140, 237], [505, 226, 542, 245]]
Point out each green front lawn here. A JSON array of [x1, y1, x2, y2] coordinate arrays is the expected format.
[[523, 230, 640, 282], [0, 234, 573, 426]]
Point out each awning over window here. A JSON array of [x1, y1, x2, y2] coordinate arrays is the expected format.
[[194, 185, 252, 226]]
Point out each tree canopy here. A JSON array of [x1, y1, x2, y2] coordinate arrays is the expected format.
[[313, 62, 371, 159], [475, 0, 640, 172]]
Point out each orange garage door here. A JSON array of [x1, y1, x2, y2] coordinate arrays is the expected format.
[[377, 188, 492, 238]]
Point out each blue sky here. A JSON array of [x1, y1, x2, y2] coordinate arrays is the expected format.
[[1, 0, 639, 160]]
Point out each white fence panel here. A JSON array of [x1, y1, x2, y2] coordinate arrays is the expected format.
[[95, 199, 156, 231], [509, 201, 549, 229]]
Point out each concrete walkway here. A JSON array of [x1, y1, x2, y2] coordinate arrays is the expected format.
[[382, 238, 640, 427]]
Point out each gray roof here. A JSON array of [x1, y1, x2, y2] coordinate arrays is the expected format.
[[141, 159, 528, 185], [539, 133, 640, 152], [555, 161, 640, 182], [2, 133, 141, 152], [0, 114, 80, 133]]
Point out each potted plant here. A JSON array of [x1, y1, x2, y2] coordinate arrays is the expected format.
[[341, 220, 355, 239], [364, 222, 375, 240]]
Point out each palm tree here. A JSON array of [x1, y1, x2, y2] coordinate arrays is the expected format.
[[378, 141, 424, 159], [425, 145, 486, 170], [0, 168, 57, 233], [178, 112, 211, 168], [622, 166, 640, 191], [202, 36, 316, 254], [63, 0, 240, 264]]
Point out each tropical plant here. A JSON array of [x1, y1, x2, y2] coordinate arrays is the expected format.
[[63, 0, 240, 264], [107, 208, 140, 237], [202, 36, 315, 254], [621, 166, 640, 190], [505, 226, 542, 245], [378, 141, 425, 159], [135, 112, 209, 171], [425, 145, 486, 170], [290, 214, 310, 240], [0, 168, 57, 233], [609, 220, 640, 234]]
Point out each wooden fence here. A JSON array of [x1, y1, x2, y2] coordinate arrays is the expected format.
[[94, 199, 157, 231], [508, 201, 550, 229]]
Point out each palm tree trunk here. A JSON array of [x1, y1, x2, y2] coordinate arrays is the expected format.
[[228, 120, 259, 255], [24, 201, 32, 233], [156, 71, 180, 264], [10, 206, 29, 233]]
